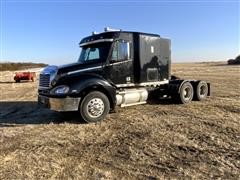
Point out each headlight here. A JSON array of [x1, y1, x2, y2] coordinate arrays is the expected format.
[[51, 85, 69, 94]]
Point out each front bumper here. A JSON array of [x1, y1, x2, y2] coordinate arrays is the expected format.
[[38, 95, 81, 112]]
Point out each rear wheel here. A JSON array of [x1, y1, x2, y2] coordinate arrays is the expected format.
[[194, 81, 208, 101], [175, 81, 194, 104], [79, 91, 110, 123]]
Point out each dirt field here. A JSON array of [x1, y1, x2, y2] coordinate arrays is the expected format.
[[0, 62, 239, 179]]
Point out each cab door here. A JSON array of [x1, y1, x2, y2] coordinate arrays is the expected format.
[[105, 40, 134, 86]]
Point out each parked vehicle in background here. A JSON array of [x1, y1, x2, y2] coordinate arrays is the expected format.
[[228, 55, 240, 65], [14, 72, 36, 83]]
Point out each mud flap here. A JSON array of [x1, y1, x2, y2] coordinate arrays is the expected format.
[[207, 83, 211, 96]]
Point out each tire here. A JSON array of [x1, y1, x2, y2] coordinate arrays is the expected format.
[[194, 81, 208, 101], [79, 91, 110, 123], [176, 81, 194, 104], [15, 79, 20, 83]]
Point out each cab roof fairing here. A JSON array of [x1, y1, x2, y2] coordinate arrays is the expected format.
[[79, 38, 114, 47], [79, 31, 160, 47]]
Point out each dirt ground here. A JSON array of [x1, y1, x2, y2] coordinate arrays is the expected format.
[[0, 62, 239, 179]]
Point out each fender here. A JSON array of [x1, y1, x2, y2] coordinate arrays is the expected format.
[[64, 74, 117, 108], [168, 79, 210, 97], [168, 79, 189, 95]]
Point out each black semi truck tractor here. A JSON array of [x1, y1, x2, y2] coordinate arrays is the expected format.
[[38, 28, 210, 123]]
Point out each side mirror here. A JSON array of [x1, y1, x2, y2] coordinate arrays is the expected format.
[[126, 42, 130, 59], [119, 42, 130, 60], [111, 41, 131, 62]]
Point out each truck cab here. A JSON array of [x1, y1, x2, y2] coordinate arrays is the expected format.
[[38, 28, 209, 123]]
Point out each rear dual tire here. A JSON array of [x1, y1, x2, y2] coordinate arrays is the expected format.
[[194, 81, 208, 101], [174, 81, 208, 104], [176, 81, 194, 104]]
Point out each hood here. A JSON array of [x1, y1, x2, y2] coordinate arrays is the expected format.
[[57, 62, 103, 74]]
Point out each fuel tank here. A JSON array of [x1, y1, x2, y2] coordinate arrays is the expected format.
[[116, 88, 148, 107]]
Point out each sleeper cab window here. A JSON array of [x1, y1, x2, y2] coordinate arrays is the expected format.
[[111, 40, 130, 62]]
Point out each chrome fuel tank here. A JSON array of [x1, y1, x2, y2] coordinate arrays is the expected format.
[[116, 88, 148, 107]]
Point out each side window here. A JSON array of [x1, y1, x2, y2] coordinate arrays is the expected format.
[[111, 41, 130, 61]]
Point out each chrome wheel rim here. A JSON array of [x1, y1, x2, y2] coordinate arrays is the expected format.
[[86, 98, 105, 118], [183, 87, 192, 100], [200, 85, 207, 97]]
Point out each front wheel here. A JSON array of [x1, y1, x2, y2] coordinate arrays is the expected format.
[[79, 91, 110, 123]]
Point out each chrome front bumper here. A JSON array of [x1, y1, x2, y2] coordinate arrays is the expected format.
[[38, 95, 81, 112]]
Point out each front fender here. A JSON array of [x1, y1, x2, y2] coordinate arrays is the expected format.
[[66, 75, 116, 108]]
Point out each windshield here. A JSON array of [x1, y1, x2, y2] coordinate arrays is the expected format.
[[78, 43, 111, 63]]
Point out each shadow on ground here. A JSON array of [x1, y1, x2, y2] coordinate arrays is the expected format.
[[0, 97, 177, 127], [0, 101, 85, 126]]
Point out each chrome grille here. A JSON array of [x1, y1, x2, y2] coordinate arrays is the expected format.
[[39, 74, 50, 88]]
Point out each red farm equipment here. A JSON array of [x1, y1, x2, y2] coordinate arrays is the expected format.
[[14, 72, 36, 83]]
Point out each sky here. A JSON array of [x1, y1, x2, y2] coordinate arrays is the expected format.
[[0, 0, 239, 65]]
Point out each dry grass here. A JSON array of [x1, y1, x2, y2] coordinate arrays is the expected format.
[[0, 62, 239, 179], [0, 62, 47, 71]]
